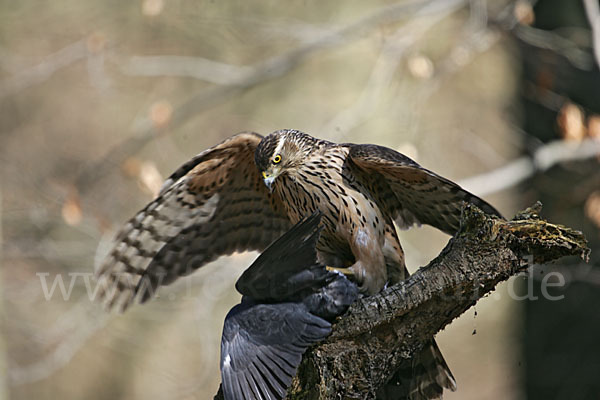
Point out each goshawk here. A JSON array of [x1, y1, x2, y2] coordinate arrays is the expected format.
[[96, 129, 502, 399]]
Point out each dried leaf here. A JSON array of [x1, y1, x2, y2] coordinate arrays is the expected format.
[[138, 161, 163, 198], [121, 157, 142, 178], [62, 190, 83, 226], [149, 100, 173, 129], [587, 115, 600, 139], [142, 0, 164, 17], [407, 54, 434, 79], [557, 102, 586, 142], [584, 191, 600, 229], [514, 0, 535, 26], [121, 158, 163, 197], [86, 32, 106, 54]]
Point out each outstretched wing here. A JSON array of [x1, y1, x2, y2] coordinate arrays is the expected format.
[[221, 301, 331, 400], [96, 132, 292, 310], [347, 144, 502, 235]]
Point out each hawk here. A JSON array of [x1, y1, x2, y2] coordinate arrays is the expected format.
[[96, 129, 502, 399], [221, 212, 358, 400]]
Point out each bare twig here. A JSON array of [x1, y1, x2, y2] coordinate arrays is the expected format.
[[583, 0, 600, 68], [121, 55, 255, 85], [407, 24, 501, 119], [459, 138, 600, 196], [0, 40, 88, 99], [512, 23, 595, 70], [323, 0, 467, 139], [74, 0, 471, 194]]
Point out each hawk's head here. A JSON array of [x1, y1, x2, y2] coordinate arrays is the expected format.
[[255, 129, 316, 192]]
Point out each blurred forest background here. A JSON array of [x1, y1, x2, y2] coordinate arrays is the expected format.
[[1, 0, 599, 399]]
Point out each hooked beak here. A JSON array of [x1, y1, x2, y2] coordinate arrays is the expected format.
[[262, 171, 276, 193]]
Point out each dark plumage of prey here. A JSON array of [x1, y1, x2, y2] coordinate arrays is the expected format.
[[220, 212, 358, 400]]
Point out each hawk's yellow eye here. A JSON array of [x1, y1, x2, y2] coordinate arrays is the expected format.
[[272, 154, 282, 164]]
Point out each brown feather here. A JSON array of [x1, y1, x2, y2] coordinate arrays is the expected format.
[[347, 143, 502, 234], [96, 132, 292, 311]]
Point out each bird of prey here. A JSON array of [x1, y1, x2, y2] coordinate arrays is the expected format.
[[220, 211, 358, 400], [96, 128, 501, 399]]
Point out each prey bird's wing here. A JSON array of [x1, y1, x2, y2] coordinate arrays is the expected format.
[[221, 301, 331, 400], [347, 143, 502, 235], [236, 212, 335, 302], [96, 132, 292, 310]]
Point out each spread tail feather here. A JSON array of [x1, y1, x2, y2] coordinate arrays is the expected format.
[[377, 340, 456, 400]]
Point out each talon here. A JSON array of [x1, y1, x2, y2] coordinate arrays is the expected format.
[[326, 265, 355, 277]]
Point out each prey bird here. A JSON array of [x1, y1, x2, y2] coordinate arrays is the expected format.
[[220, 211, 357, 400], [96, 129, 502, 399]]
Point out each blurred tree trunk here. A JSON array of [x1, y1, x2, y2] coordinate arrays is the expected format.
[[515, 0, 600, 398]]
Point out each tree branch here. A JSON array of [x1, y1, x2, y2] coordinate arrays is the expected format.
[[458, 138, 600, 196], [215, 202, 589, 399], [583, 0, 600, 68]]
